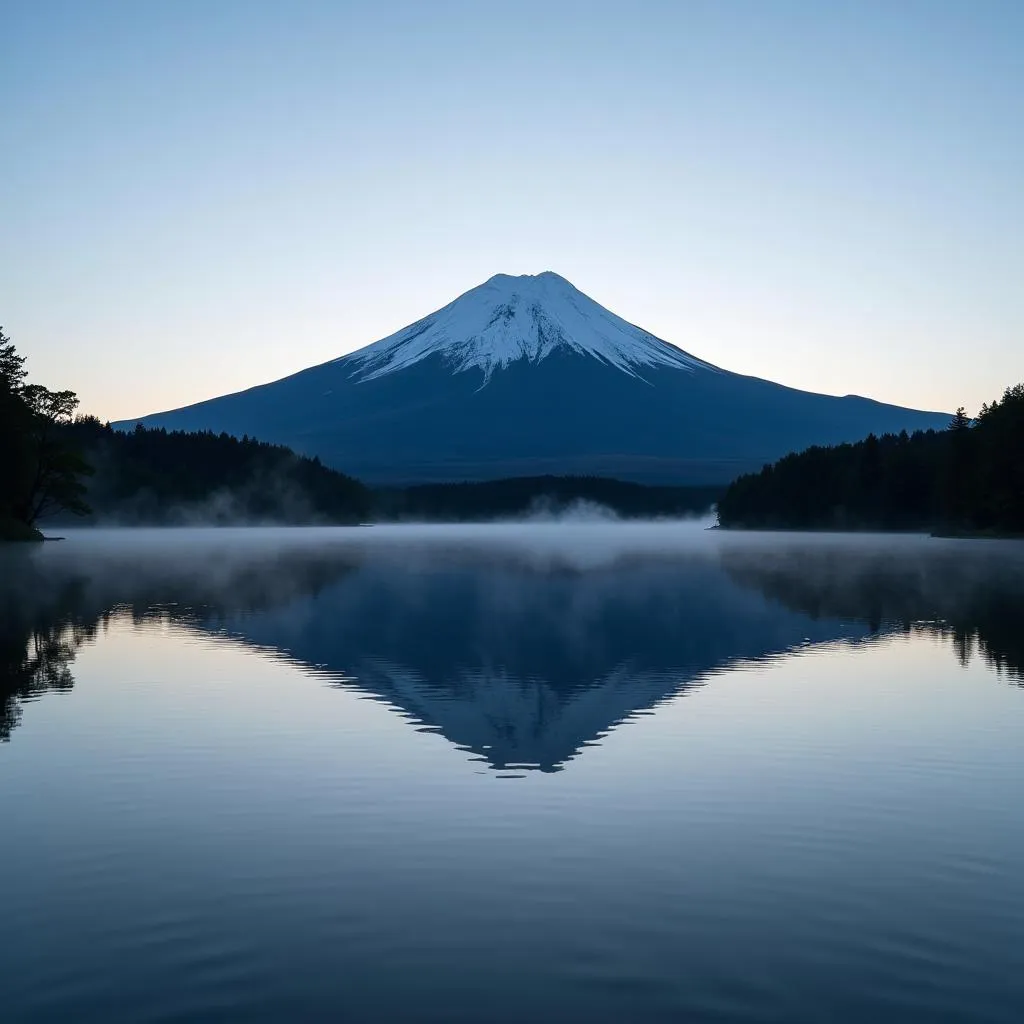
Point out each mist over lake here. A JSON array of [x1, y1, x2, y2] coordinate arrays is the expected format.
[[3, 525, 1024, 1023]]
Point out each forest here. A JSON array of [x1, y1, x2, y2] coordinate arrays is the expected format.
[[63, 418, 372, 525], [717, 384, 1024, 534]]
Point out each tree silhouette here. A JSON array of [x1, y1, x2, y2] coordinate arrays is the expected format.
[[17, 384, 93, 525], [0, 329, 92, 535]]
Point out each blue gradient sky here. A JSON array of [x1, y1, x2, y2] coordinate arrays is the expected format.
[[3, 0, 1021, 420]]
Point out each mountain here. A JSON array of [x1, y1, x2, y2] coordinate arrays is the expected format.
[[117, 272, 950, 483]]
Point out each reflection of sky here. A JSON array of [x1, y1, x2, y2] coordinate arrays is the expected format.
[[5, 619, 1022, 873], [11, 615, 1018, 785], [4, 2, 1023, 420], [4, 618, 1024, 1022]]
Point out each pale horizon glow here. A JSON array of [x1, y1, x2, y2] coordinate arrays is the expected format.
[[3, 0, 1022, 421]]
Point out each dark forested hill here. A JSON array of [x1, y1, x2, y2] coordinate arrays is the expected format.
[[58, 422, 716, 526], [61, 419, 372, 525], [717, 384, 1024, 535]]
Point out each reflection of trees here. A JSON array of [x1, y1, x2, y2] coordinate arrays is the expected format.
[[722, 545, 1024, 681], [923, 597, 1024, 681], [0, 581, 98, 740], [0, 546, 362, 739]]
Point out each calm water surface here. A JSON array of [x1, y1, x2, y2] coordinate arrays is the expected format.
[[2, 525, 1024, 1023]]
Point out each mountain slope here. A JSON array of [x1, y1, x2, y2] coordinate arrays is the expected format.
[[118, 272, 950, 483]]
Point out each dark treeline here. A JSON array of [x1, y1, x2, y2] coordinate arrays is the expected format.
[[62, 418, 372, 525], [69, 442, 719, 523], [375, 476, 721, 521], [717, 384, 1024, 534]]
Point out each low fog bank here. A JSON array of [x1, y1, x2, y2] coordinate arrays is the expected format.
[[67, 491, 716, 529], [30, 517, 1020, 565], [10, 521, 1023, 621]]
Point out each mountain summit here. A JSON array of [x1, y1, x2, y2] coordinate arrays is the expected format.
[[347, 272, 715, 383], [119, 273, 950, 483]]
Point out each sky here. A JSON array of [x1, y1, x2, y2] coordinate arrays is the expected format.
[[2, 0, 1021, 420]]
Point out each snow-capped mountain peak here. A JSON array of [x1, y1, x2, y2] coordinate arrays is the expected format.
[[342, 271, 717, 383]]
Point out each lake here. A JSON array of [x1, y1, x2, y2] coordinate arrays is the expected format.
[[2, 524, 1024, 1023]]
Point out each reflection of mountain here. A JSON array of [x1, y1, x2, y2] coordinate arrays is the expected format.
[[211, 555, 876, 771], [3, 534, 1023, 766]]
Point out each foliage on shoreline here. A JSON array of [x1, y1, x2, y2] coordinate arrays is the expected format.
[[1, 327, 91, 539], [717, 385, 1024, 534]]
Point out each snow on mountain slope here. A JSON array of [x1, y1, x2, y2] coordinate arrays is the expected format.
[[342, 271, 718, 383]]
